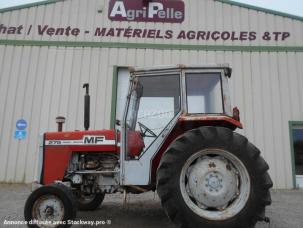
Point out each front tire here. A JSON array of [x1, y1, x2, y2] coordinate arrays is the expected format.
[[157, 126, 272, 228], [24, 183, 77, 228], [77, 192, 105, 211]]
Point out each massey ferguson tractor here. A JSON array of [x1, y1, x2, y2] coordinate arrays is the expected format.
[[24, 65, 272, 228]]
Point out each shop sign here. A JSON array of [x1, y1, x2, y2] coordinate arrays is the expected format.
[[108, 0, 185, 23]]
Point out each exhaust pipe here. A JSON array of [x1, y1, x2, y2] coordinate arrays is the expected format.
[[83, 83, 90, 131], [56, 116, 65, 132]]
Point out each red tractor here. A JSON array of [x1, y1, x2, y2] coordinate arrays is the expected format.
[[24, 65, 272, 228]]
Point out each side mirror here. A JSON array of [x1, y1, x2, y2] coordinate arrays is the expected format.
[[136, 85, 143, 98], [116, 119, 121, 126], [224, 67, 232, 78], [232, 107, 240, 121], [133, 77, 143, 98]]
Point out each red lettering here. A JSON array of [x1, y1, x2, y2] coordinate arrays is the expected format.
[[165, 30, 173, 39], [116, 28, 124, 37], [156, 30, 164, 39], [106, 28, 115, 37], [282, 32, 290, 41], [197, 31, 206, 40], [133, 29, 142, 38], [94, 27, 107, 36], [221, 31, 231, 40], [231, 31, 239, 41], [147, 30, 156, 38], [177, 30, 186, 39], [273, 32, 282, 41], [47, 28, 55, 36], [239, 32, 248, 41], [187, 31, 196, 40], [249, 32, 257, 41], [211, 31, 220, 41], [71, 28, 80, 36], [37, 25, 48, 35]]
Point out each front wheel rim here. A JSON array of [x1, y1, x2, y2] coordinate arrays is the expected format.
[[32, 194, 65, 228], [180, 149, 251, 221]]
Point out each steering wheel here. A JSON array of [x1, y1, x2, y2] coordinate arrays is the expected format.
[[138, 122, 157, 138]]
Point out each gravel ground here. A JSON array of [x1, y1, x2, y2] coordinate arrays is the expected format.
[[0, 184, 302, 228]]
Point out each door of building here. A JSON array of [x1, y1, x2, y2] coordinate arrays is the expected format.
[[290, 123, 303, 188]]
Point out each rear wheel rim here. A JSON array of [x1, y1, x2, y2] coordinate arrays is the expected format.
[[32, 194, 65, 228], [180, 149, 251, 221]]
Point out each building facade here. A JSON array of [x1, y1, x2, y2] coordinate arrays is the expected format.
[[0, 0, 302, 188]]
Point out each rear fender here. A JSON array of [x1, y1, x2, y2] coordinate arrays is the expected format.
[[151, 115, 242, 184]]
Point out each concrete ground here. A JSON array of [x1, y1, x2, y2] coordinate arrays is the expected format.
[[0, 184, 302, 228]]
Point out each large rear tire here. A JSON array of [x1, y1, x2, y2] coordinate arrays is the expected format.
[[157, 126, 272, 228], [24, 183, 77, 228]]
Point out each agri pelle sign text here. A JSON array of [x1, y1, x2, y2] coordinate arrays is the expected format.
[[108, 0, 185, 23]]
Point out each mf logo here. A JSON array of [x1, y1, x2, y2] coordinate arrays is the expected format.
[[83, 136, 105, 144]]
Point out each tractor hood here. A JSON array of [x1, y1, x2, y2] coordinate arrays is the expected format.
[[44, 130, 117, 152], [40, 130, 118, 185], [40, 129, 144, 185]]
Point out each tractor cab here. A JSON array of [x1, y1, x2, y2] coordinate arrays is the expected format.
[[122, 65, 240, 161]]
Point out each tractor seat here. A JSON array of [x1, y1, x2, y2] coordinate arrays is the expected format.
[[127, 131, 145, 158]]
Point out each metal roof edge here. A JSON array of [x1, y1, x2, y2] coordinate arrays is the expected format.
[[215, 0, 303, 22], [0, 0, 65, 13], [0, 39, 302, 52], [0, 0, 302, 22], [132, 64, 230, 72]]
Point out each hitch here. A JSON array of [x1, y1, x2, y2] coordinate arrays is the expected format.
[[258, 216, 271, 228]]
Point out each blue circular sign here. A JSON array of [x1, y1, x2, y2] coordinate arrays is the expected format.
[[16, 119, 27, 130]]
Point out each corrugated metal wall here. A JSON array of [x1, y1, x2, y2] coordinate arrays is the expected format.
[[0, 0, 302, 187], [0, 0, 302, 46], [0, 46, 302, 188]]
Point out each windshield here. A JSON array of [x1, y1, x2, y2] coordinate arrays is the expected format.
[[125, 74, 181, 158]]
